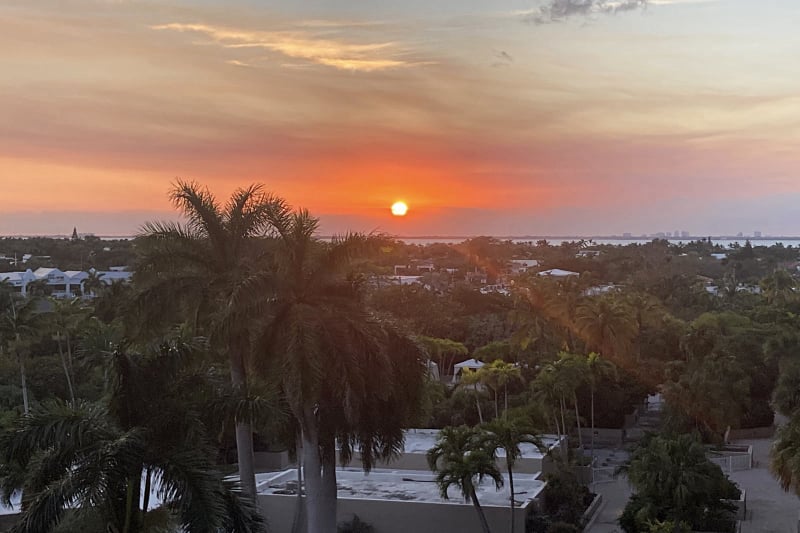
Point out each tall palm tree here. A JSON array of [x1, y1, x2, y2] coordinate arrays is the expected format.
[[771, 416, 800, 495], [427, 426, 503, 533], [460, 368, 485, 424], [482, 418, 543, 533], [135, 180, 287, 499], [49, 297, 91, 406], [478, 360, 522, 418], [0, 296, 44, 414], [585, 352, 617, 460], [254, 209, 425, 533], [555, 352, 588, 450]]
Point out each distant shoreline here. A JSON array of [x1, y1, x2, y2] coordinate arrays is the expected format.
[[3, 234, 800, 241]]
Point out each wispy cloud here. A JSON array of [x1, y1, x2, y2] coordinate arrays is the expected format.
[[520, 0, 646, 24], [152, 22, 425, 72], [518, 0, 714, 24]]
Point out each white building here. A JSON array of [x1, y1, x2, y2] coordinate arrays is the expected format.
[[0, 267, 132, 298], [257, 468, 546, 533]]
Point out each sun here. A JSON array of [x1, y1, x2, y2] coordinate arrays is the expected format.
[[391, 201, 408, 217]]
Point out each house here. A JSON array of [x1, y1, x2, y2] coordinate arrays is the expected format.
[[508, 259, 540, 274], [0, 267, 132, 299], [0, 270, 36, 295], [576, 250, 601, 258], [538, 268, 579, 277]]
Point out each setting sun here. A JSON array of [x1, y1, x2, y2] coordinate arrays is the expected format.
[[391, 201, 408, 217]]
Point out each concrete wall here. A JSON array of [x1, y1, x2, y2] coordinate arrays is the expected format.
[[577, 428, 624, 448], [254, 451, 291, 472], [259, 493, 530, 533], [729, 426, 775, 441]]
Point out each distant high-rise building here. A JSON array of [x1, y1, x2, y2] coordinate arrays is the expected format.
[[665, 231, 672, 238], [754, 231, 762, 238], [681, 231, 690, 238], [736, 232, 743, 238], [623, 232, 632, 238]]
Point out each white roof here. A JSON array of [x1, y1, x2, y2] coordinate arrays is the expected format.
[[98, 271, 133, 284], [538, 268, 579, 277], [258, 468, 546, 508], [34, 267, 65, 279], [453, 358, 485, 370], [64, 271, 89, 282]]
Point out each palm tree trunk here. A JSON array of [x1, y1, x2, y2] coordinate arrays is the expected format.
[[504, 384, 508, 418], [475, 384, 484, 424], [470, 486, 493, 533], [123, 477, 135, 533], [559, 397, 567, 440], [292, 431, 305, 533], [18, 351, 29, 415], [590, 386, 596, 462], [573, 393, 584, 450], [494, 389, 499, 419], [142, 468, 152, 528], [320, 445, 338, 533], [230, 342, 256, 500], [66, 332, 75, 382], [507, 463, 516, 533], [57, 335, 76, 407], [302, 410, 331, 533]]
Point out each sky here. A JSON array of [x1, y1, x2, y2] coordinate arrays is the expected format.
[[2, 0, 800, 237]]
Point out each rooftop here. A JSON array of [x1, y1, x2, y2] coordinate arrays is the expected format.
[[257, 468, 545, 508], [401, 429, 561, 459]]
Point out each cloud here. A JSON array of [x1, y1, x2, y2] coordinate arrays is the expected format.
[[492, 49, 514, 67], [522, 0, 647, 24], [151, 22, 426, 72]]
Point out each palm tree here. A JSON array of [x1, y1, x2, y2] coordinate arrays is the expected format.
[[761, 269, 796, 306], [555, 352, 588, 450], [49, 297, 91, 406], [135, 180, 287, 499], [482, 418, 543, 533], [460, 368, 485, 424], [478, 360, 522, 418], [0, 338, 265, 533], [532, 363, 566, 438], [622, 433, 739, 530], [0, 296, 44, 414], [771, 416, 800, 495], [585, 352, 617, 460], [427, 426, 503, 533], [253, 209, 425, 533], [573, 296, 636, 365], [83, 270, 106, 298]]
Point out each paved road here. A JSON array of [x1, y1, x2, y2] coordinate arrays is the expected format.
[[729, 436, 799, 533]]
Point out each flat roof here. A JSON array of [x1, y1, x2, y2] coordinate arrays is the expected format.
[[402, 429, 561, 459], [258, 468, 545, 508]]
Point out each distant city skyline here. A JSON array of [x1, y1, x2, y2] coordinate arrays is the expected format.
[[3, 1, 800, 236]]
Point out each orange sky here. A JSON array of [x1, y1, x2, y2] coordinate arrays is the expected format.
[[3, 0, 800, 236]]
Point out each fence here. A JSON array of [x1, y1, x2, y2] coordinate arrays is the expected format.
[[709, 452, 752, 474], [591, 466, 618, 484]]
